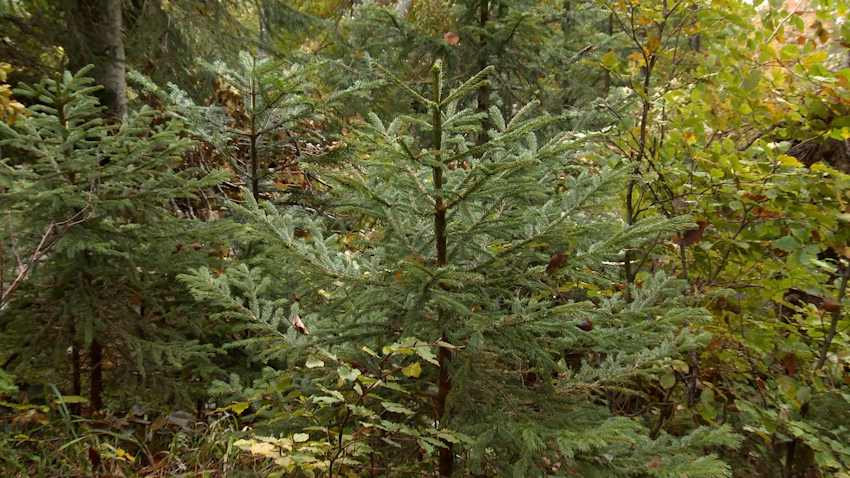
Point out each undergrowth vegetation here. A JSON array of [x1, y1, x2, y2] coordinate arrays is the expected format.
[[3, 0, 850, 477]]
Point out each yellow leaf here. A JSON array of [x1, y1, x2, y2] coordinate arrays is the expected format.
[[804, 50, 829, 67], [777, 154, 803, 167], [0, 62, 11, 82], [116, 448, 136, 463], [647, 36, 661, 53], [250, 442, 276, 455], [401, 362, 422, 378]]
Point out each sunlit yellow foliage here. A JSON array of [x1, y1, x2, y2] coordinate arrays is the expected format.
[[0, 63, 26, 125]]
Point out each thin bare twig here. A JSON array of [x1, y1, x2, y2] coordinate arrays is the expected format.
[[815, 264, 850, 370], [0, 183, 96, 310]]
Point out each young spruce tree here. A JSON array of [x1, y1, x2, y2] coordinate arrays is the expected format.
[[0, 69, 226, 410], [183, 62, 738, 477]]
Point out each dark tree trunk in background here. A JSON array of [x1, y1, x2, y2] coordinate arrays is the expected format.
[[89, 339, 103, 411], [66, 0, 125, 410], [66, 0, 127, 119], [605, 12, 613, 94], [689, 4, 701, 52], [70, 323, 81, 416]]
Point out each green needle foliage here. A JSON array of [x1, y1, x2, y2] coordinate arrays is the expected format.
[[183, 62, 739, 477], [0, 68, 228, 409], [132, 51, 377, 210]]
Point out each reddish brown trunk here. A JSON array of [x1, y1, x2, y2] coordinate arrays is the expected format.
[[432, 63, 453, 477], [437, 346, 453, 477], [476, 0, 491, 143]]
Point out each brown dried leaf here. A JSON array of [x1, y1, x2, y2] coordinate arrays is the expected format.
[[545, 253, 570, 274], [783, 353, 799, 376], [822, 297, 843, 312], [681, 221, 710, 246], [88, 446, 101, 470], [292, 314, 309, 334]]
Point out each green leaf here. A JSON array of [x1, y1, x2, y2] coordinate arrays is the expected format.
[[796, 386, 811, 404], [382, 401, 414, 415], [696, 401, 717, 421], [401, 362, 422, 378], [773, 235, 803, 252], [305, 358, 325, 368], [601, 51, 618, 68], [292, 433, 310, 443], [660, 373, 676, 389], [670, 360, 689, 373], [415, 346, 439, 365], [338, 366, 361, 382], [54, 395, 89, 404], [780, 44, 800, 60], [418, 437, 435, 455], [232, 402, 250, 415]]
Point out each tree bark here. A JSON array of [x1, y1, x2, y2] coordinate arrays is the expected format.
[[561, 1, 571, 32], [432, 65, 453, 478], [70, 324, 81, 416], [66, 0, 127, 119], [476, 0, 491, 144], [395, 0, 415, 19], [89, 338, 103, 411]]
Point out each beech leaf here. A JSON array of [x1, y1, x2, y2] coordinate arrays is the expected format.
[[402, 362, 422, 378]]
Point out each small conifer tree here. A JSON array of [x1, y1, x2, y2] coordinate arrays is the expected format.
[[183, 62, 738, 477], [131, 51, 375, 207], [0, 68, 227, 409]]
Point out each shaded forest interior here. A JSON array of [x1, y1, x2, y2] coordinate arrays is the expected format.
[[2, 0, 850, 477]]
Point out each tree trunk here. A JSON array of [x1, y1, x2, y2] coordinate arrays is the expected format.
[[561, 1, 571, 32], [395, 0, 415, 19], [89, 338, 103, 411], [431, 66, 453, 478], [66, 0, 127, 119], [476, 0, 491, 144], [70, 323, 81, 416]]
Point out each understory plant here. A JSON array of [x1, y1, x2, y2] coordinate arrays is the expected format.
[[182, 61, 740, 477]]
